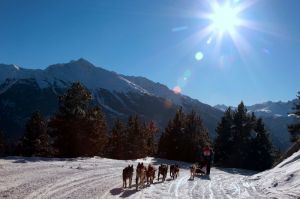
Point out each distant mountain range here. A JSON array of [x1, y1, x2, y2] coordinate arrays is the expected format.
[[0, 58, 296, 150], [214, 100, 298, 150], [0, 59, 222, 142]]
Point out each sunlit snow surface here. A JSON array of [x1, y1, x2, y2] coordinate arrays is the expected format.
[[0, 153, 299, 198]]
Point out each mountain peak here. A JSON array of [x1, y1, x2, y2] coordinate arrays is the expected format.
[[70, 58, 94, 66], [46, 58, 96, 72]]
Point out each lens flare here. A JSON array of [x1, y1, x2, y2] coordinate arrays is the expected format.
[[177, 78, 187, 88], [206, 36, 213, 44], [195, 51, 204, 61], [183, 70, 192, 78], [173, 86, 182, 94], [164, 99, 173, 109]]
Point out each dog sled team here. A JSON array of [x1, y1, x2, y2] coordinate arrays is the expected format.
[[122, 163, 180, 190], [122, 145, 213, 190]]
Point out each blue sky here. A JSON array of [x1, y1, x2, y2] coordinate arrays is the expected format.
[[0, 0, 299, 106]]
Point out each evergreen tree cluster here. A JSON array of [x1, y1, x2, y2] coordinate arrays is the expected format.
[[0, 82, 276, 172], [158, 108, 211, 162], [108, 117, 158, 160], [288, 92, 300, 142], [214, 102, 273, 171], [48, 82, 108, 157], [20, 111, 50, 157], [7, 82, 157, 159]]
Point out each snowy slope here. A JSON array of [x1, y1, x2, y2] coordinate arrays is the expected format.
[[0, 59, 223, 141], [124, 76, 184, 105], [249, 149, 300, 198], [1, 154, 299, 199], [0, 59, 221, 109], [0, 59, 149, 94], [247, 100, 296, 118]]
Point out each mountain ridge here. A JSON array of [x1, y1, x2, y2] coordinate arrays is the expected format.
[[0, 59, 296, 150], [0, 58, 223, 142]]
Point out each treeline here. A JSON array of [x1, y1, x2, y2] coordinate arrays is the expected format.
[[0, 82, 211, 162], [214, 103, 273, 171], [107, 118, 157, 160], [1, 82, 297, 171], [0, 82, 157, 159], [158, 108, 210, 162]]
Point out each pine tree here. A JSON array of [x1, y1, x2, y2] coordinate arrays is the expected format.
[[158, 108, 211, 162], [0, 130, 5, 156], [145, 120, 158, 156], [288, 92, 300, 142], [82, 107, 108, 156], [249, 118, 273, 171], [126, 115, 147, 159], [214, 101, 274, 170], [183, 111, 210, 162], [158, 122, 170, 158], [231, 101, 253, 168], [49, 82, 108, 157], [21, 111, 50, 157], [109, 119, 127, 159], [158, 108, 186, 160], [214, 107, 234, 166]]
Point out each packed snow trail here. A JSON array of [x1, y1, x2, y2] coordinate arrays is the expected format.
[[0, 156, 298, 199]]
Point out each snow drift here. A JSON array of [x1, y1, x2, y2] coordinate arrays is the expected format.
[[249, 149, 300, 198]]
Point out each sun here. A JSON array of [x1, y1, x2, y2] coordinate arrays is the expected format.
[[191, 0, 261, 60], [210, 4, 239, 33]]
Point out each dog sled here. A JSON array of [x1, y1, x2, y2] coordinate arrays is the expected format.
[[190, 163, 206, 180]]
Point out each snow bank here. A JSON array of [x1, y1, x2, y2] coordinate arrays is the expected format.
[[250, 149, 300, 198]]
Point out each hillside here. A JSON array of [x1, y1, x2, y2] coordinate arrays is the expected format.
[[249, 149, 300, 198], [0, 59, 223, 140]]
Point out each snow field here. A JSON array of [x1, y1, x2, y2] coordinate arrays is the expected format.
[[1, 154, 299, 199]]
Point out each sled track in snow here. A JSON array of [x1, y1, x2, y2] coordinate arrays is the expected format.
[[0, 157, 279, 198]]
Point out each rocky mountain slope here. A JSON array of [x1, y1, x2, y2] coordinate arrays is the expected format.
[[0, 59, 223, 140]]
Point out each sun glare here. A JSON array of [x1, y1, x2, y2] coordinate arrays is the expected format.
[[191, 0, 261, 62], [210, 4, 239, 33]]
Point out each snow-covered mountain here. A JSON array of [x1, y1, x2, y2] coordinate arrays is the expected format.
[[1, 59, 148, 93], [214, 100, 296, 117], [247, 100, 296, 118], [213, 104, 228, 112], [0, 59, 223, 140], [214, 101, 297, 150]]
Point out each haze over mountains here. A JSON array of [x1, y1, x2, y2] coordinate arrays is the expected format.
[[0, 59, 295, 150]]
